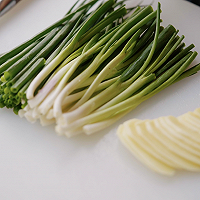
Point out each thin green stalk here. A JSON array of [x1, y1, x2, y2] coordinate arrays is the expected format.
[[97, 74, 155, 111], [79, 6, 127, 44], [45, 16, 84, 65], [144, 34, 184, 76], [3, 28, 60, 81], [62, 76, 119, 109], [11, 58, 46, 94], [155, 44, 195, 77], [0, 41, 39, 75], [65, 0, 82, 15], [142, 51, 198, 97], [173, 63, 200, 83], [119, 24, 176, 83], [18, 78, 32, 99]]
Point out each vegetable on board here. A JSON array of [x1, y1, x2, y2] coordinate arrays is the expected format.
[[0, 0, 199, 138]]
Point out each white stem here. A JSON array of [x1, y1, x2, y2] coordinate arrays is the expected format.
[[28, 59, 76, 108], [96, 75, 153, 111], [55, 125, 83, 138], [59, 96, 142, 133], [23, 105, 30, 112], [32, 107, 40, 119], [69, 53, 125, 111], [26, 52, 67, 99], [83, 109, 131, 135], [61, 90, 86, 109], [46, 109, 54, 119], [24, 110, 37, 123], [38, 54, 88, 115], [61, 76, 119, 111], [53, 54, 102, 118], [18, 109, 26, 118], [39, 115, 55, 126]]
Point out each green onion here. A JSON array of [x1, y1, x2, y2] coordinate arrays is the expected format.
[[0, 1, 199, 138], [0, 0, 99, 65]]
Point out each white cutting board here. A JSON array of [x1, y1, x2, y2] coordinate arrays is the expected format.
[[0, 0, 200, 199]]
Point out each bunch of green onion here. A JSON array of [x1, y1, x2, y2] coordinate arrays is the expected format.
[[0, 0, 199, 137]]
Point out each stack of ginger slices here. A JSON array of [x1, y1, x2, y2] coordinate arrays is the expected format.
[[117, 108, 200, 176]]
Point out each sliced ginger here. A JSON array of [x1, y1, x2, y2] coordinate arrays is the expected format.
[[117, 108, 200, 176]]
